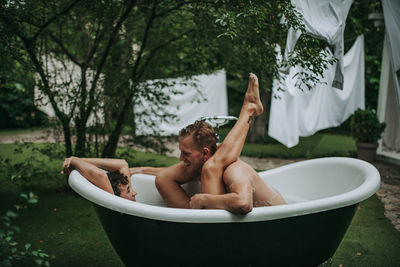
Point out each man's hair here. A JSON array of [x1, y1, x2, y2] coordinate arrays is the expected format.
[[179, 120, 217, 154], [106, 171, 129, 196]]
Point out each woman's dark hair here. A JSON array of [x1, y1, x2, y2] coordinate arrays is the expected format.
[[106, 171, 129, 196]]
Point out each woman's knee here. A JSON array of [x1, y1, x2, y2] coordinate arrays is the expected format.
[[202, 158, 220, 175]]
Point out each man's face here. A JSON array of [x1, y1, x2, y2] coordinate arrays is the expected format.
[[119, 181, 137, 201], [179, 135, 205, 174]]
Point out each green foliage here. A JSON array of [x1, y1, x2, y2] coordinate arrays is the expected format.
[[0, 143, 64, 185], [0, 82, 48, 129], [0, 192, 49, 267], [350, 109, 386, 143]]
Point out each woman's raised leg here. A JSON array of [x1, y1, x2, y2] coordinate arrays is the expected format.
[[201, 73, 263, 194]]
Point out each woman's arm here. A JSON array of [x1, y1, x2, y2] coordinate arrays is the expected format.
[[61, 157, 114, 194], [78, 158, 129, 176]]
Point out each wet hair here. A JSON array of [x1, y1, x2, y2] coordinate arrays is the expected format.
[[179, 120, 217, 154], [106, 170, 129, 196]]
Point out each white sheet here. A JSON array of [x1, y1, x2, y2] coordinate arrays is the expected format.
[[268, 36, 365, 148], [281, 0, 353, 89], [134, 69, 228, 135], [382, 0, 400, 116]]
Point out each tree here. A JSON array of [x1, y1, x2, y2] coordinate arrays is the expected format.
[[0, 0, 226, 157], [1, 0, 337, 156], [211, 1, 336, 143], [1, 0, 137, 156]]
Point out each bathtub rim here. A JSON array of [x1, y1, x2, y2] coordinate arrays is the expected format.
[[68, 157, 380, 223]]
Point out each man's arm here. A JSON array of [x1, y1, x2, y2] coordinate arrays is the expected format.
[[61, 157, 114, 194], [129, 166, 165, 176], [155, 162, 194, 209], [189, 178, 253, 214]]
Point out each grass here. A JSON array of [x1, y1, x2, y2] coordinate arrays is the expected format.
[[0, 135, 399, 266], [218, 127, 357, 159], [242, 133, 356, 158], [332, 195, 400, 266]]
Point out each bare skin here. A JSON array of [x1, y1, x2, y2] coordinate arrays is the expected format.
[[155, 73, 286, 213], [61, 157, 137, 201]]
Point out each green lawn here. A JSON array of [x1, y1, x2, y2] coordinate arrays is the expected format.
[[0, 137, 399, 266], [241, 133, 356, 158]]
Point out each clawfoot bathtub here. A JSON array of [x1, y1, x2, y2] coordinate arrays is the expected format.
[[68, 157, 380, 266]]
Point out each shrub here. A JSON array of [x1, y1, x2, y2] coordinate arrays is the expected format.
[[350, 109, 386, 143], [0, 192, 50, 266], [0, 82, 48, 128]]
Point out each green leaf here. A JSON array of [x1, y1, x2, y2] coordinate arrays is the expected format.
[[6, 211, 18, 218], [39, 252, 49, 258], [28, 198, 38, 204], [25, 243, 31, 250]]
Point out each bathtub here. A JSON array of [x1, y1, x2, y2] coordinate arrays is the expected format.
[[68, 157, 380, 266]]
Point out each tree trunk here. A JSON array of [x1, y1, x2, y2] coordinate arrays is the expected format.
[[75, 122, 87, 157], [62, 123, 73, 157], [102, 97, 132, 158], [248, 90, 270, 143]]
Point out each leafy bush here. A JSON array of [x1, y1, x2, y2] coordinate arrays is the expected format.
[[0, 82, 47, 128], [0, 192, 50, 266], [0, 143, 64, 185], [350, 109, 386, 143]]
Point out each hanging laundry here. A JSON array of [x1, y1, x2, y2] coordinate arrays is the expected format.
[[281, 0, 354, 89], [268, 36, 365, 148]]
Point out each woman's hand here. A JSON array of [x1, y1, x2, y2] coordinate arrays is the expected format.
[[61, 156, 78, 175]]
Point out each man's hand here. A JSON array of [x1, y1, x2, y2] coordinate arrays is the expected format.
[[61, 156, 77, 175], [129, 167, 143, 176], [189, 194, 207, 209]]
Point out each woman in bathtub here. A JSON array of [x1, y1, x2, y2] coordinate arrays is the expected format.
[[61, 157, 138, 201]]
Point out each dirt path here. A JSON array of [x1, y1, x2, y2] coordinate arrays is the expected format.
[[1, 129, 399, 231]]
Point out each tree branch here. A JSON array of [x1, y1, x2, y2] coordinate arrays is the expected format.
[[32, 0, 83, 41], [155, 1, 212, 18], [137, 30, 194, 80], [49, 33, 82, 66], [130, 1, 157, 82], [84, 0, 137, 121]]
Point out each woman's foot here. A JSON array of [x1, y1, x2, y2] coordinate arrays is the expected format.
[[243, 73, 263, 116]]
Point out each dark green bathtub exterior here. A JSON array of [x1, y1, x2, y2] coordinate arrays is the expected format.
[[94, 203, 358, 267]]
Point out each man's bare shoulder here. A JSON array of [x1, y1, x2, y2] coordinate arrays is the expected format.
[[158, 162, 197, 184]]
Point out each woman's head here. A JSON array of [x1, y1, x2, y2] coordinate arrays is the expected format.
[[107, 171, 136, 201]]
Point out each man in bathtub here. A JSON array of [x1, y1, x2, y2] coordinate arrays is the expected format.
[[132, 73, 286, 214]]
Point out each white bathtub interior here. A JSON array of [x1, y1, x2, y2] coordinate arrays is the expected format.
[[132, 158, 370, 207]]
